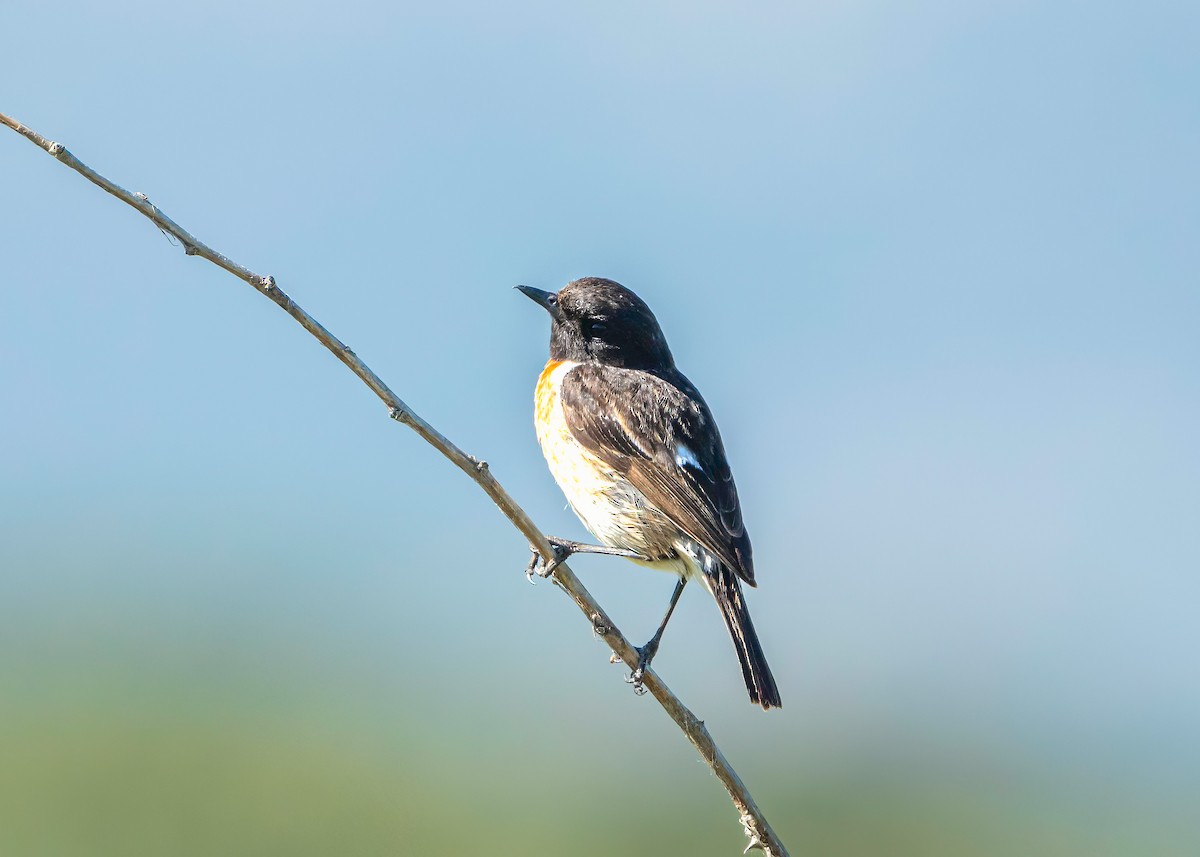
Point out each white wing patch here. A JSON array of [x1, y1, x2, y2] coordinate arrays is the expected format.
[[675, 443, 702, 471]]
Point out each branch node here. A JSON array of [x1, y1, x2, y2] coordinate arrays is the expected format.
[[741, 814, 766, 854], [591, 613, 610, 636], [183, 244, 199, 256], [47, 141, 65, 157], [468, 456, 489, 473], [388, 405, 410, 424], [260, 275, 277, 291]]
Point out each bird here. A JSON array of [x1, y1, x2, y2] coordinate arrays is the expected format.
[[517, 277, 781, 710]]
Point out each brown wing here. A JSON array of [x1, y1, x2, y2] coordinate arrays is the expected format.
[[559, 363, 755, 584]]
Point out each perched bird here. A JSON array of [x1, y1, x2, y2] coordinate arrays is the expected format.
[[518, 277, 781, 709]]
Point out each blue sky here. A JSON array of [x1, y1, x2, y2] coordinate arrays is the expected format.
[[3, 1, 1198, 850]]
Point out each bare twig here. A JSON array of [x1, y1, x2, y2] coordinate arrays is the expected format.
[[1, 111, 789, 857]]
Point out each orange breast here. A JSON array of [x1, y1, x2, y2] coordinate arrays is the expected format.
[[535, 359, 564, 429]]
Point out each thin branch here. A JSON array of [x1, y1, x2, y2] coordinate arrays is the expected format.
[[1, 110, 789, 857]]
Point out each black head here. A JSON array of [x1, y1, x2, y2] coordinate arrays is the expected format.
[[517, 277, 674, 371]]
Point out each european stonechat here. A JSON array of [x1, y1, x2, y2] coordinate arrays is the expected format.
[[519, 277, 781, 710]]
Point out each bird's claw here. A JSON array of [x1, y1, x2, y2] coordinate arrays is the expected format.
[[625, 667, 649, 695], [524, 542, 571, 583], [623, 646, 652, 695]]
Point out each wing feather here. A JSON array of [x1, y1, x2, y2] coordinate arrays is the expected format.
[[560, 364, 755, 584]]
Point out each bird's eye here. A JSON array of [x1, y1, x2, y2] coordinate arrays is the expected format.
[[546, 294, 557, 306], [586, 321, 606, 337]]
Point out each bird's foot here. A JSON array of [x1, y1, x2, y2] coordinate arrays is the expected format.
[[625, 668, 649, 695], [525, 537, 651, 583], [623, 640, 661, 696], [524, 537, 575, 583]]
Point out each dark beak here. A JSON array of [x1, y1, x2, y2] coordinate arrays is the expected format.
[[516, 285, 559, 316]]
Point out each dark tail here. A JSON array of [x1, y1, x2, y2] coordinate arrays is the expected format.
[[709, 565, 782, 710]]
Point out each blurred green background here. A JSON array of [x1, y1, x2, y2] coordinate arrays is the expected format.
[[2, 1, 1197, 855]]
